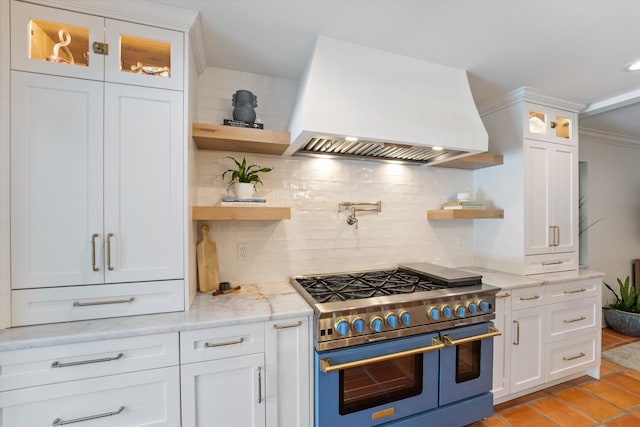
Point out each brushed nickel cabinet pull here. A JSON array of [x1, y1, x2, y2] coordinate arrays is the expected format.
[[563, 316, 587, 323], [513, 320, 520, 345], [496, 293, 511, 299], [564, 288, 586, 294], [257, 366, 263, 404], [91, 233, 100, 271], [107, 233, 114, 271], [519, 295, 540, 301], [51, 352, 123, 368], [52, 406, 124, 425], [563, 352, 586, 361], [273, 321, 302, 329], [204, 337, 245, 348], [73, 297, 135, 307]]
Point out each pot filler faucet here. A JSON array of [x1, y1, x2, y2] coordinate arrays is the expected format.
[[338, 201, 382, 229]]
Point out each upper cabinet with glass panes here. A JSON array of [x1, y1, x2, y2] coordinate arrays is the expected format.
[[523, 103, 577, 146], [10, 1, 183, 90]]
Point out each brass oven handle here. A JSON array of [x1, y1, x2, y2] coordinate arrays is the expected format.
[[563, 316, 587, 323], [320, 338, 444, 373], [91, 233, 100, 271], [107, 233, 114, 271], [51, 353, 123, 368], [73, 297, 135, 307], [52, 406, 125, 425], [205, 337, 245, 348], [513, 320, 520, 345], [273, 321, 302, 329], [442, 326, 502, 346]]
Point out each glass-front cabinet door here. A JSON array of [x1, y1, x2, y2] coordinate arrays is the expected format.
[[524, 104, 577, 145], [11, 1, 105, 80], [10, 1, 184, 90], [104, 19, 183, 91]]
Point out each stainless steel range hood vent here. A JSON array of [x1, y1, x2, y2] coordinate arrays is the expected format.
[[298, 137, 467, 164], [286, 36, 488, 165]]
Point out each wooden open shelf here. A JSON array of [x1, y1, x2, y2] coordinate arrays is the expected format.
[[193, 206, 291, 221], [427, 209, 504, 220], [192, 123, 290, 155], [432, 153, 503, 170]]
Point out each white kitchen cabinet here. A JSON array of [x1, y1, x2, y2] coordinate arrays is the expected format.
[[491, 290, 511, 400], [11, 0, 183, 90], [9, 1, 185, 326], [524, 140, 578, 256], [474, 87, 585, 275], [510, 305, 545, 393], [524, 104, 577, 145], [265, 317, 312, 427]]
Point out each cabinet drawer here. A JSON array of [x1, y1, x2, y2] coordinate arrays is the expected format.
[[0, 333, 178, 392], [523, 252, 578, 275], [511, 286, 546, 309], [11, 280, 185, 326], [546, 279, 600, 304], [181, 323, 265, 364], [0, 367, 180, 426], [546, 298, 598, 343], [546, 335, 597, 382]]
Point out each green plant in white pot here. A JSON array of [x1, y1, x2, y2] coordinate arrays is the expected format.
[[603, 276, 640, 337], [222, 156, 272, 199]]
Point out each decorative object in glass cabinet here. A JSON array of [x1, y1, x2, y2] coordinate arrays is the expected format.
[[120, 34, 171, 78], [528, 110, 572, 139], [29, 18, 89, 66]]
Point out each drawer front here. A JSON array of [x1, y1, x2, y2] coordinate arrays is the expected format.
[[180, 323, 265, 364], [0, 367, 180, 426], [11, 280, 185, 326], [1, 333, 178, 392], [524, 252, 578, 275], [546, 278, 600, 304], [511, 286, 546, 310], [546, 335, 598, 382], [546, 298, 598, 343]]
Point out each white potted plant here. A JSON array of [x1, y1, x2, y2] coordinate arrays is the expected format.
[[222, 156, 272, 199]]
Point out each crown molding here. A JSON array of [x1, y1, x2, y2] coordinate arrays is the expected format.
[[580, 127, 640, 148], [188, 13, 206, 75], [479, 86, 588, 116]]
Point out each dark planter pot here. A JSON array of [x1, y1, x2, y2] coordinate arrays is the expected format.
[[603, 308, 640, 337]]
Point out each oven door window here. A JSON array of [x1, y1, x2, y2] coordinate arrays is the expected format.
[[456, 340, 481, 383], [339, 353, 422, 415]]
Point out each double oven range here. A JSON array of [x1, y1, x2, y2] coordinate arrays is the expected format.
[[290, 262, 501, 427]]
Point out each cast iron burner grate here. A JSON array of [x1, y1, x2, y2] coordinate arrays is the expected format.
[[296, 268, 445, 303]]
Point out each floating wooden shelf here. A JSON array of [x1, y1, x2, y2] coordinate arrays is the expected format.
[[192, 206, 291, 221], [432, 153, 503, 170], [427, 209, 504, 220], [192, 123, 290, 155]]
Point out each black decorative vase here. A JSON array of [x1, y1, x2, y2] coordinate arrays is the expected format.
[[232, 90, 257, 122]]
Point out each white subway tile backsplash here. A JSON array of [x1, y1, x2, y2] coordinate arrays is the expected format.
[[196, 67, 475, 284]]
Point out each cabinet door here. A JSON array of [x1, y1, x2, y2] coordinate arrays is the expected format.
[[524, 140, 577, 256], [10, 71, 104, 289], [10, 1, 105, 80], [524, 104, 577, 145], [181, 353, 265, 427], [103, 83, 183, 283], [104, 19, 184, 90], [492, 292, 511, 400], [510, 306, 545, 393], [265, 317, 311, 427]]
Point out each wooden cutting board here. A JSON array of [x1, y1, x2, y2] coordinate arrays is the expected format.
[[196, 224, 220, 293]]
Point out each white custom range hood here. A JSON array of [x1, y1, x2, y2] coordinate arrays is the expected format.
[[285, 36, 488, 164]]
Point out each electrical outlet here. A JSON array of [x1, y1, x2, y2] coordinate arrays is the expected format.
[[238, 243, 249, 261]]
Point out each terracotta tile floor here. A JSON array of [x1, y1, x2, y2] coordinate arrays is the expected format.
[[467, 328, 640, 427]]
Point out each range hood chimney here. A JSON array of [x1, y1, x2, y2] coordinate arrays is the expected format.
[[285, 36, 488, 164]]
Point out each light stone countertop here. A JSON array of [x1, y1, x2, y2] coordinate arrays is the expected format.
[[0, 281, 313, 352], [460, 266, 605, 290]]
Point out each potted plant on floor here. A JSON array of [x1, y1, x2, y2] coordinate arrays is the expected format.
[[603, 275, 640, 336], [222, 156, 272, 199]]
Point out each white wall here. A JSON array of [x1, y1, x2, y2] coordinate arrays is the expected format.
[[580, 129, 640, 305], [195, 67, 476, 284]]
